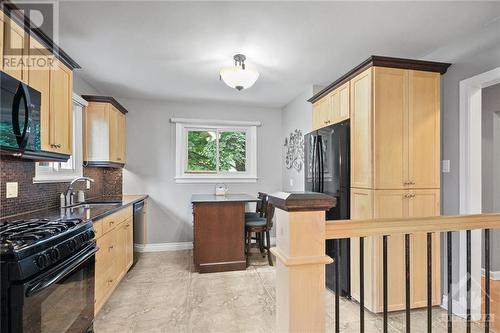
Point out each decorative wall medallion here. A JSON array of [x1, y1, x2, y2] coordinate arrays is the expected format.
[[284, 129, 304, 171]]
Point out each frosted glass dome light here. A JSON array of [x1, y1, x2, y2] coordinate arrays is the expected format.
[[219, 54, 259, 91]]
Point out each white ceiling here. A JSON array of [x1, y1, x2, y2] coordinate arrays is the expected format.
[[58, 1, 500, 108]]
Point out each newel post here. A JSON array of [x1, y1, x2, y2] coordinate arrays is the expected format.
[[269, 192, 336, 333]]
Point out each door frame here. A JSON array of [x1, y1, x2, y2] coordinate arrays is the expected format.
[[459, 66, 500, 319]]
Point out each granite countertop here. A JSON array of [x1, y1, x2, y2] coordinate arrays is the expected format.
[[191, 193, 259, 203], [0, 194, 148, 223]]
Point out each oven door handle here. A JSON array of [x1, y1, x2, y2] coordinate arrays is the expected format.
[[25, 245, 97, 298]]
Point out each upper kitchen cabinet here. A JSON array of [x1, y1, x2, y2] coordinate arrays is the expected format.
[[1, 4, 80, 161], [311, 82, 350, 131], [310, 56, 449, 190], [83, 96, 128, 167], [2, 12, 28, 82]]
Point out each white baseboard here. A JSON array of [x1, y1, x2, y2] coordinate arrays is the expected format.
[[134, 242, 193, 252], [481, 268, 500, 280], [133, 237, 276, 253], [441, 295, 467, 318]]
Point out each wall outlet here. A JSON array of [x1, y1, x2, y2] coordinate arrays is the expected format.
[[289, 178, 294, 187], [442, 160, 451, 173], [6, 182, 18, 198]]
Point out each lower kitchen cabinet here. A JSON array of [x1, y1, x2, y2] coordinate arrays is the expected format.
[[94, 206, 133, 315], [349, 188, 441, 313]]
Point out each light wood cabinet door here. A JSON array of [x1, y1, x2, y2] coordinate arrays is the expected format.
[[337, 82, 350, 122], [28, 37, 51, 152], [408, 71, 440, 189], [0, 13, 4, 71], [117, 112, 126, 163], [3, 17, 28, 82], [312, 96, 331, 130], [114, 222, 127, 283], [408, 189, 440, 307], [49, 60, 73, 155], [350, 188, 374, 306], [124, 218, 133, 270], [350, 68, 373, 189], [84, 102, 109, 161], [373, 189, 407, 311], [373, 67, 408, 189], [108, 107, 120, 162]]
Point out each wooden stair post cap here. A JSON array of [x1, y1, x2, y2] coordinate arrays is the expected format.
[[268, 192, 336, 212]]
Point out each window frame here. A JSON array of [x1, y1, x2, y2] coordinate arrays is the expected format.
[[33, 94, 87, 183], [173, 118, 259, 183]]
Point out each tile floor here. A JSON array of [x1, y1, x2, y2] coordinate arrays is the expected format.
[[95, 250, 489, 333]]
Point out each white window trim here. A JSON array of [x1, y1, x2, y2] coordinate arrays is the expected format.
[[172, 118, 260, 184], [33, 94, 87, 183]]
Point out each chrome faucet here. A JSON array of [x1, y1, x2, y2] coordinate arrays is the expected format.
[[63, 177, 95, 208]]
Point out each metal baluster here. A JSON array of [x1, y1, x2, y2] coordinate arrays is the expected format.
[[334, 239, 340, 333], [405, 234, 411, 333], [485, 229, 491, 333], [427, 232, 432, 333], [383, 235, 388, 333], [447, 231, 452, 333], [360, 237, 365, 333], [466, 230, 472, 333]]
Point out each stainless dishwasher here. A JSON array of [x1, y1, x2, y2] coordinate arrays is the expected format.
[[132, 200, 145, 266]]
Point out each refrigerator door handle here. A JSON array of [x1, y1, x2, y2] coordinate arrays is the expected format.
[[318, 136, 324, 193]]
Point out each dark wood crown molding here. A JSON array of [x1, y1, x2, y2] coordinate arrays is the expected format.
[[1, 1, 81, 70], [81, 95, 129, 114], [308, 55, 451, 104], [268, 192, 336, 212]]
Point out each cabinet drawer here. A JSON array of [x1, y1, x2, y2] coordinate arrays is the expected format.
[[102, 206, 132, 234], [93, 220, 103, 239]]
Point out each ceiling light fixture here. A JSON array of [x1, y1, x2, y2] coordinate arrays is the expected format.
[[219, 54, 259, 91]]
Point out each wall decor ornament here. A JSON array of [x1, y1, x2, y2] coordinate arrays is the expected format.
[[284, 129, 304, 171]]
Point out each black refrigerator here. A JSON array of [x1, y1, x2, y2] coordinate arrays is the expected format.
[[304, 120, 350, 296]]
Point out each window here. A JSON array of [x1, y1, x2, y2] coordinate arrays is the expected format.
[[34, 95, 86, 183], [173, 118, 259, 183]]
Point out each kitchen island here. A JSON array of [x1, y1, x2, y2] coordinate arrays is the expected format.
[[191, 194, 259, 273]]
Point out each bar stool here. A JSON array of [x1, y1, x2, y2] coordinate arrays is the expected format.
[[245, 203, 274, 267], [245, 192, 268, 220]]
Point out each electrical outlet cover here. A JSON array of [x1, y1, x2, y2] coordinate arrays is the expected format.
[[6, 182, 18, 198]]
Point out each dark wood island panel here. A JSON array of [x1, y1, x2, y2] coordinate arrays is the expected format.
[[191, 194, 259, 273]]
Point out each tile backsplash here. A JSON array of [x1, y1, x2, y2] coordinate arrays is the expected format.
[[0, 156, 122, 218]]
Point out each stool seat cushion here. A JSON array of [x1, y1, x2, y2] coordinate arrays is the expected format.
[[245, 212, 260, 219], [245, 218, 267, 227]]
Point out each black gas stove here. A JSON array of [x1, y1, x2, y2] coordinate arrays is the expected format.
[[1, 218, 96, 333]]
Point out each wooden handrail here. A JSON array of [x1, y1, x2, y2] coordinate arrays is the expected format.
[[325, 213, 500, 239]]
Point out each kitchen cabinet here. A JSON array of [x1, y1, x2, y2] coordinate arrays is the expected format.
[[0, 12, 4, 71], [312, 82, 350, 131], [28, 37, 73, 156], [309, 56, 450, 314], [350, 68, 373, 189], [94, 206, 133, 315], [1, 8, 79, 161], [349, 189, 440, 312], [48, 60, 73, 155], [352, 67, 441, 190], [83, 96, 128, 167], [2, 14, 28, 83]]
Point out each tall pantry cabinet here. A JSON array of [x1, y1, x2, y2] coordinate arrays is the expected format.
[[309, 56, 450, 313]]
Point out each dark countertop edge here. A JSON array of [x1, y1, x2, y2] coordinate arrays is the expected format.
[[308, 55, 452, 103], [268, 191, 336, 212], [0, 195, 148, 223], [88, 195, 148, 222]]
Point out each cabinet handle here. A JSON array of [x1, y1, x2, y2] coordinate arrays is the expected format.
[[109, 221, 115, 225], [108, 245, 114, 250], [108, 279, 113, 284], [117, 157, 122, 161]]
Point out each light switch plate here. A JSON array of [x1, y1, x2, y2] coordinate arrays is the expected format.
[[289, 178, 294, 187], [442, 160, 451, 173], [6, 182, 18, 198]]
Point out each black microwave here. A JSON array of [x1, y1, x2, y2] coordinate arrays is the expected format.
[[0, 71, 42, 156]]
